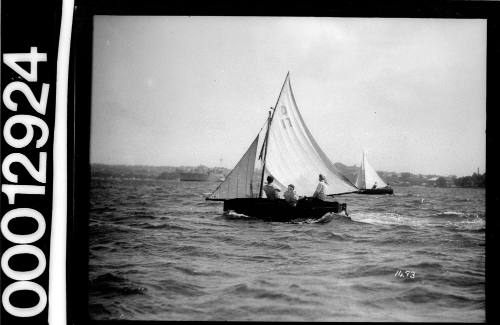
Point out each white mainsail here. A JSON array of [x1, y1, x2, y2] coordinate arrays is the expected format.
[[209, 135, 259, 199], [262, 73, 357, 196], [355, 152, 387, 189]]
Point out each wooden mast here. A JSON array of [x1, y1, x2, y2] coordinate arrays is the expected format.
[[258, 71, 290, 197]]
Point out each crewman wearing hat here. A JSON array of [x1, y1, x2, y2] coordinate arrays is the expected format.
[[313, 174, 329, 201], [284, 184, 298, 206]]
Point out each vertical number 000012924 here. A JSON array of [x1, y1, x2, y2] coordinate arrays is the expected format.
[[1, 47, 50, 318]]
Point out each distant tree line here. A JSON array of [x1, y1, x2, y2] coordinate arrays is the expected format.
[[90, 163, 485, 188], [453, 173, 485, 188], [91, 163, 230, 179]]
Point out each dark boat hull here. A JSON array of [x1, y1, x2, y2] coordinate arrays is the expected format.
[[223, 197, 346, 222], [357, 187, 394, 195]]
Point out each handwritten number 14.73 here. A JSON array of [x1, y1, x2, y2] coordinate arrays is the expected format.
[[394, 270, 415, 279]]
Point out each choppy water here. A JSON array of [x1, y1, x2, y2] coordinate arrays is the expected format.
[[89, 178, 485, 321]]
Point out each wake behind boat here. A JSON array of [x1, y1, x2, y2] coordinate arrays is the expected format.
[[355, 151, 393, 195], [206, 73, 357, 221]]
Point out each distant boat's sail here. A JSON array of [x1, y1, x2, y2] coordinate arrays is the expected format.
[[355, 160, 365, 189], [355, 152, 387, 189], [209, 136, 259, 199], [263, 74, 357, 196]]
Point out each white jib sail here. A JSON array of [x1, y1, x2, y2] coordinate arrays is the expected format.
[[209, 135, 259, 199], [263, 74, 357, 196], [355, 155, 366, 189], [355, 152, 387, 189]]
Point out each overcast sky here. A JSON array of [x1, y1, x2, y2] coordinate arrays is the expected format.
[[91, 16, 486, 177]]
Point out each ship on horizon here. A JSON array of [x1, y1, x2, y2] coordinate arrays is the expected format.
[[179, 165, 226, 182]]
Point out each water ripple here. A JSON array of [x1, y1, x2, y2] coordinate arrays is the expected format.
[[89, 179, 485, 321]]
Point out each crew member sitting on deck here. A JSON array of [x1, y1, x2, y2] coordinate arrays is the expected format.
[[263, 175, 281, 199], [372, 182, 378, 189], [312, 174, 329, 200], [284, 184, 298, 206]]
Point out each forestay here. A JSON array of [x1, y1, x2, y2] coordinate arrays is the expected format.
[[209, 136, 259, 199], [355, 152, 387, 189], [263, 74, 357, 196]]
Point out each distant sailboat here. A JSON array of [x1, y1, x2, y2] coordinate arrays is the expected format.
[[206, 72, 357, 221], [355, 151, 393, 195]]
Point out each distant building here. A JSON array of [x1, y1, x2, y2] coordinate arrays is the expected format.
[[428, 176, 454, 187]]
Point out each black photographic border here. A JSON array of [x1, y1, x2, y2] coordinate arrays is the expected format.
[[69, 1, 500, 324]]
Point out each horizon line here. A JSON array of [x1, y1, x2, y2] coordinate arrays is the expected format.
[[90, 162, 484, 178]]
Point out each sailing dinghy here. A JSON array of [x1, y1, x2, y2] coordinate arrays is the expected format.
[[355, 151, 393, 195], [206, 73, 358, 221]]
